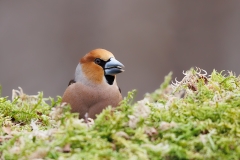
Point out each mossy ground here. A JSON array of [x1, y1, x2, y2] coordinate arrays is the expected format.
[[1, 68, 240, 159]]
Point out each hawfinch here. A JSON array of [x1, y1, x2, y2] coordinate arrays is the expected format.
[[62, 49, 124, 119]]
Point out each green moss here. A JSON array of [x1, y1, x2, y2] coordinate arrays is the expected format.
[[1, 68, 240, 159], [0, 85, 2, 97]]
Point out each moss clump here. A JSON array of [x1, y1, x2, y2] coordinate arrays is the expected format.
[[1, 68, 240, 159]]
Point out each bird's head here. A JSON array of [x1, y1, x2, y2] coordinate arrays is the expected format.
[[77, 49, 124, 85]]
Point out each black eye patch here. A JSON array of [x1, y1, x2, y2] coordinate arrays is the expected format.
[[94, 58, 115, 85], [94, 58, 101, 65], [94, 58, 110, 68]]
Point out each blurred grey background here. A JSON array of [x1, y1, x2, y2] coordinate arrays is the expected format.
[[1, 1, 240, 101]]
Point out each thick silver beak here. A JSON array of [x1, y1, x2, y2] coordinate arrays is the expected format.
[[104, 58, 125, 75]]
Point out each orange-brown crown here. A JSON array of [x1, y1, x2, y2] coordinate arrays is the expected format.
[[80, 49, 115, 84]]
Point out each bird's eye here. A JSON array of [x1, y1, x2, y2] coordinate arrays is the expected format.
[[94, 58, 101, 65]]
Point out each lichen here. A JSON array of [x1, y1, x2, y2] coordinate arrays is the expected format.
[[1, 68, 240, 159]]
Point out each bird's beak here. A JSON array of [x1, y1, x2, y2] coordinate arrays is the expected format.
[[104, 58, 125, 75]]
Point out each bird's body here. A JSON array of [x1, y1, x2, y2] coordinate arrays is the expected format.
[[62, 49, 124, 119]]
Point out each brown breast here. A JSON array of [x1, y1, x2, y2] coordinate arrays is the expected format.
[[62, 82, 122, 119]]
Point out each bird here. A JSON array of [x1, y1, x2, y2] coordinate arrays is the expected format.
[[62, 48, 124, 119]]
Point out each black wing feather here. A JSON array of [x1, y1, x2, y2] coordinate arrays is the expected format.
[[68, 79, 76, 86]]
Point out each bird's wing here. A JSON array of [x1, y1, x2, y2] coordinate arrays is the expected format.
[[68, 79, 76, 86], [118, 86, 121, 93]]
